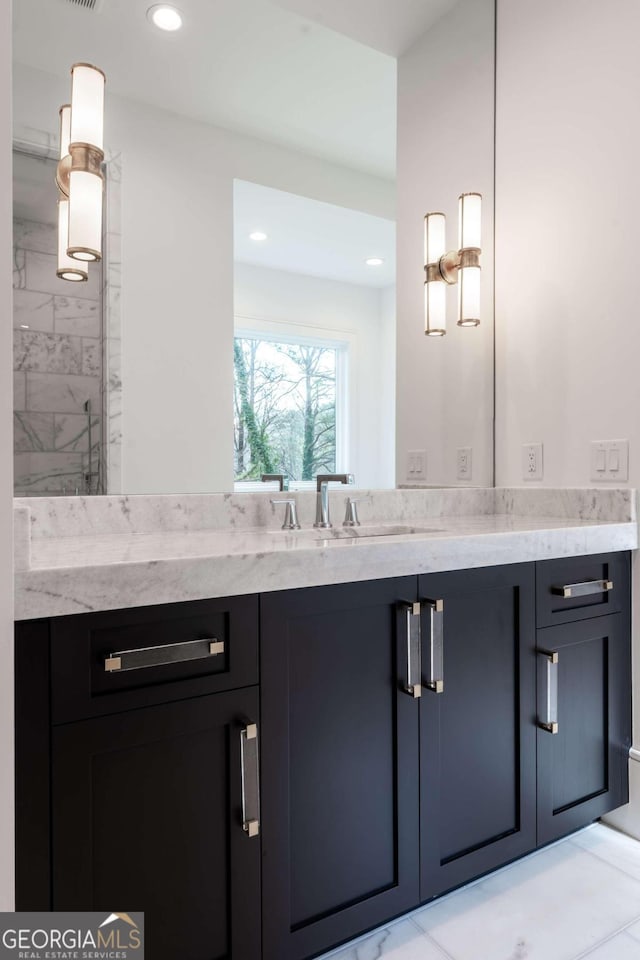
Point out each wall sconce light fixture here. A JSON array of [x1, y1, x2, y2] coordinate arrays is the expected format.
[[424, 192, 482, 336], [56, 63, 106, 282]]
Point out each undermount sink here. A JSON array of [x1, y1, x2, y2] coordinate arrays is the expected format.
[[276, 524, 439, 540], [331, 524, 439, 539]]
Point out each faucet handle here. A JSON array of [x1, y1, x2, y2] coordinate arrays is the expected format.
[[270, 498, 301, 530], [343, 496, 372, 527]]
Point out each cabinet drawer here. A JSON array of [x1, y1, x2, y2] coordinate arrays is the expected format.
[[536, 553, 629, 628], [51, 595, 259, 723]]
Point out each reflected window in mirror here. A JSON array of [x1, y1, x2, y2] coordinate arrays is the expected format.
[[234, 332, 346, 491], [234, 180, 396, 492]]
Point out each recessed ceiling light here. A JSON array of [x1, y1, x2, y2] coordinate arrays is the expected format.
[[147, 4, 183, 31], [20, 324, 30, 330], [365, 257, 384, 267], [249, 231, 268, 242]]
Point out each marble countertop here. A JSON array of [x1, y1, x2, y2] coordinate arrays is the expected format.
[[14, 488, 638, 620]]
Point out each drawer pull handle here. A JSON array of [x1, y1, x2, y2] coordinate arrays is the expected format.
[[538, 649, 559, 734], [423, 598, 444, 694], [104, 637, 224, 673], [551, 579, 613, 599], [241, 722, 260, 838], [400, 602, 422, 698]]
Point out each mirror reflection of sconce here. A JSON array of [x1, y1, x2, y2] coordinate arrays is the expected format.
[[423, 192, 482, 336], [55, 63, 106, 282]]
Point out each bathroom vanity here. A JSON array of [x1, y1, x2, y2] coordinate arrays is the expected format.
[[13, 489, 636, 960]]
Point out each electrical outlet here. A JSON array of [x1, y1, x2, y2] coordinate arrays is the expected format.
[[590, 440, 629, 482], [457, 447, 472, 481], [407, 449, 426, 482], [522, 443, 543, 481]]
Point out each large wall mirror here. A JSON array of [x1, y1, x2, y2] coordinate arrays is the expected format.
[[11, 0, 495, 496]]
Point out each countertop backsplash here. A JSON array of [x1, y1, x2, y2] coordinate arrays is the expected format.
[[14, 486, 636, 546]]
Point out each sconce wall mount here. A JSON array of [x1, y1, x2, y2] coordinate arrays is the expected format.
[[425, 246, 481, 286], [56, 142, 104, 198]]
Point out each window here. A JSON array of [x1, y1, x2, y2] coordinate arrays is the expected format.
[[234, 334, 342, 484]]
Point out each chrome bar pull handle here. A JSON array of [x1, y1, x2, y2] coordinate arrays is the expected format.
[[400, 602, 422, 698], [241, 722, 260, 837], [551, 579, 613, 599], [423, 598, 444, 693], [538, 649, 559, 734], [104, 637, 224, 673]]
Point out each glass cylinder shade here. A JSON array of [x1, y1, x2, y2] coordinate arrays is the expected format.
[[59, 105, 71, 160], [458, 265, 481, 327], [57, 199, 88, 282], [425, 281, 446, 337], [68, 170, 103, 261], [424, 212, 446, 266], [458, 192, 482, 250], [70, 63, 105, 150]]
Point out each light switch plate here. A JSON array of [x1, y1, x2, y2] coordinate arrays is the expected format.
[[407, 449, 426, 482], [522, 443, 543, 481], [590, 440, 629, 482]]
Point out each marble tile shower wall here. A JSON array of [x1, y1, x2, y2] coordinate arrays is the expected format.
[[103, 149, 122, 495], [13, 217, 103, 495]]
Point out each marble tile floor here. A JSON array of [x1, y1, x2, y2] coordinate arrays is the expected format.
[[318, 824, 640, 960]]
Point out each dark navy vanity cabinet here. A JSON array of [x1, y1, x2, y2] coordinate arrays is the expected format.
[[15, 552, 632, 960]]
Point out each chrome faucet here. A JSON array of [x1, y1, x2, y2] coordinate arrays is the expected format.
[[314, 474, 354, 528]]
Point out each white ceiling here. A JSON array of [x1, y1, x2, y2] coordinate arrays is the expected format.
[[13, 0, 403, 179], [272, 0, 458, 57], [234, 180, 395, 288]]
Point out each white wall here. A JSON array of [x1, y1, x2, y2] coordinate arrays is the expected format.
[[13, 62, 395, 494], [396, 0, 495, 487], [1, 1, 14, 910], [380, 283, 397, 485], [234, 261, 395, 488], [495, 0, 640, 833]]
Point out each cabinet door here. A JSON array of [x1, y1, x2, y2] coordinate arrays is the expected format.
[[15, 618, 52, 910], [536, 613, 631, 845], [261, 578, 420, 960], [52, 688, 261, 960], [419, 564, 536, 901]]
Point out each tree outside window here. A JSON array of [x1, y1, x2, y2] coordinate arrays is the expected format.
[[234, 336, 338, 481]]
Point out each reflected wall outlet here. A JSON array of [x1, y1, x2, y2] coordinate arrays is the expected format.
[[590, 440, 629, 482], [407, 449, 426, 482], [522, 442, 543, 481], [457, 447, 472, 480]]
